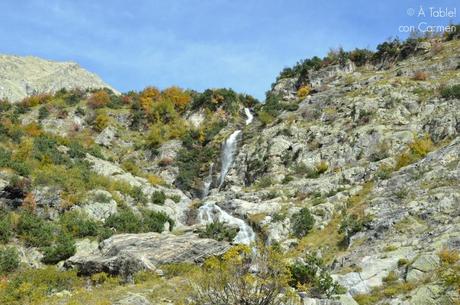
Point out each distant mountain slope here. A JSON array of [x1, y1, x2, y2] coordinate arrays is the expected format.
[[0, 54, 118, 102]]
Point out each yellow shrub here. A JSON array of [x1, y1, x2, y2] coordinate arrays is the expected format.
[[396, 135, 434, 169], [315, 161, 329, 174], [24, 122, 42, 137], [94, 113, 109, 132], [147, 174, 165, 186], [409, 135, 433, 158], [297, 86, 311, 98], [439, 249, 460, 265]]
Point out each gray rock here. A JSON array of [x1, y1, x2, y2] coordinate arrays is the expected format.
[[64, 232, 230, 277], [95, 126, 116, 147], [114, 293, 151, 305]]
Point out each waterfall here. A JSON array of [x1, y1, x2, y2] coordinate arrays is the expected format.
[[197, 203, 256, 245], [218, 130, 241, 188], [202, 163, 214, 198], [244, 107, 253, 125]]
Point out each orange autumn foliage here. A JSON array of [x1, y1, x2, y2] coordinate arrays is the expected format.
[[139, 86, 161, 113], [87, 90, 110, 109], [162, 86, 191, 111]]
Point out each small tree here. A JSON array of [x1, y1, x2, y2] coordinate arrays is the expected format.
[[291, 208, 315, 238], [190, 244, 298, 305]]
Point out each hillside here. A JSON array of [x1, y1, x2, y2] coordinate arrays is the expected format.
[[0, 54, 117, 102], [0, 33, 459, 305]]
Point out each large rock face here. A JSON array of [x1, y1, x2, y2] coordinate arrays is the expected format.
[[65, 232, 230, 276], [0, 54, 117, 102]]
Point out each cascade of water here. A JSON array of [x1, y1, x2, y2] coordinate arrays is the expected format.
[[201, 163, 214, 198], [218, 130, 241, 188], [197, 202, 256, 245], [244, 107, 253, 125]]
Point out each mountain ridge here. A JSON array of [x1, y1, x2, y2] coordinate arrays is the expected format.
[[0, 54, 117, 102]]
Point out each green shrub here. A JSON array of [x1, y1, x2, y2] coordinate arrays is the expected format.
[[0, 147, 31, 176], [291, 208, 315, 238], [32, 134, 68, 165], [60, 210, 100, 238], [0, 213, 12, 244], [176, 144, 217, 192], [16, 212, 55, 247], [349, 48, 373, 66], [0, 267, 83, 304], [170, 194, 181, 203], [198, 221, 238, 242], [0, 247, 20, 275], [142, 210, 174, 233], [38, 106, 50, 120], [42, 233, 76, 264], [440, 84, 460, 99], [255, 176, 273, 189], [282, 175, 294, 184], [339, 214, 372, 247], [258, 110, 275, 126], [151, 190, 166, 205], [105, 209, 143, 233], [289, 253, 344, 297], [128, 186, 148, 204]]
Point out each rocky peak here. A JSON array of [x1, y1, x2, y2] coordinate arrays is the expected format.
[[0, 54, 118, 102]]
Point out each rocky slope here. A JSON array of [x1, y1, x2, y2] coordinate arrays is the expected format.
[[0, 54, 117, 102], [0, 35, 459, 305]]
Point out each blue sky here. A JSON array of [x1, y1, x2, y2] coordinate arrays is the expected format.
[[0, 0, 458, 99]]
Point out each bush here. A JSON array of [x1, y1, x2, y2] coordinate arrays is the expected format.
[[413, 71, 428, 81], [32, 134, 67, 165], [0, 267, 83, 304], [291, 208, 315, 238], [440, 84, 460, 99], [297, 86, 311, 98], [105, 209, 143, 233], [60, 210, 100, 238], [191, 244, 295, 305], [0, 247, 20, 275], [289, 253, 344, 297], [258, 110, 275, 126], [395, 135, 434, 170], [0, 213, 12, 243], [17, 212, 55, 247], [315, 161, 328, 174], [87, 90, 110, 109], [349, 48, 373, 66], [128, 186, 148, 204], [339, 214, 372, 248], [151, 190, 166, 205], [42, 233, 76, 264], [38, 106, 50, 120], [0, 147, 31, 176], [141, 210, 174, 233], [94, 112, 109, 131], [198, 221, 238, 242], [170, 194, 181, 203]]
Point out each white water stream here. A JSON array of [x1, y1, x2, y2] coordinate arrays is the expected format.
[[218, 130, 241, 188], [197, 108, 256, 245], [197, 202, 256, 245]]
